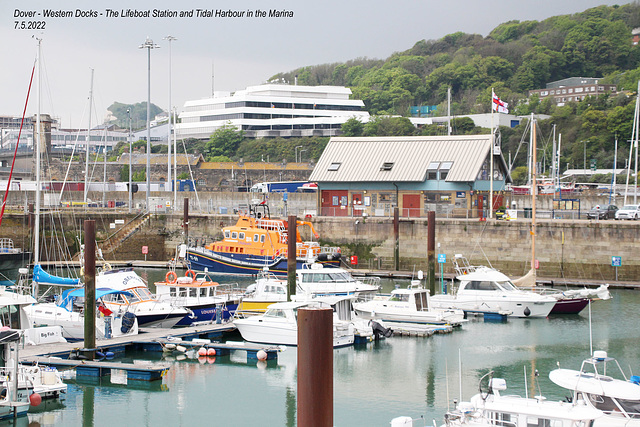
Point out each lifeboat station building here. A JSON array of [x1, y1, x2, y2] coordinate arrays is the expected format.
[[308, 135, 511, 218]]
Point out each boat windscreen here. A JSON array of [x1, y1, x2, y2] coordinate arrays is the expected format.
[[498, 281, 518, 291]]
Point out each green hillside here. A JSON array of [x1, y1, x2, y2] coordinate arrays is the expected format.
[[265, 3, 640, 179]]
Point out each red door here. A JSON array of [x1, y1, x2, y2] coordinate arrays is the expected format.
[[320, 190, 349, 216], [352, 193, 363, 216], [402, 194, 420, 218]]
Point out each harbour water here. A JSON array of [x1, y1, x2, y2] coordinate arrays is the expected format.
[[14, 269, 640, 426]]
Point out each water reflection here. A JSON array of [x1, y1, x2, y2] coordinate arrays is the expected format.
[[22, 269, 640, 425]]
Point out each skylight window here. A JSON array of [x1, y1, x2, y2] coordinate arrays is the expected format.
[[427, 161, 440, 170], [328, 162, 341, 171], [380, 162, 394, 171]]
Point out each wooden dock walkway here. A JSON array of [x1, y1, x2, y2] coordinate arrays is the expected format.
[[17, 322, 244, 381]]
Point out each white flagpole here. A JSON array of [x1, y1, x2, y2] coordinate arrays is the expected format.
[[490, 89, 494, 219]]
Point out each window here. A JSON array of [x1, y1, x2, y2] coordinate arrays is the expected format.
[[380, 162, 394, 171], [239, 232, 245, 240], [260, 234, 265, 243], [328, 162, 341, 171], [224, 230, 230, 238], [231, 231, 238, 239], [253, 234, 259, 242]]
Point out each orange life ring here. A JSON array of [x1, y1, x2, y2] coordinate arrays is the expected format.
[[166, 271, 178, 284], [186, 269, 196, 279]]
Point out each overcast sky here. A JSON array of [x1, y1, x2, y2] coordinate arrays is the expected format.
[[0, 0, 630, 128]]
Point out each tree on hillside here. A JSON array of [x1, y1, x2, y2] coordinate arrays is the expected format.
[[363, 116, 415, 136], [206, 124, 245, 160], [107, 102, 164, 129], [341, 118, 364, 137]]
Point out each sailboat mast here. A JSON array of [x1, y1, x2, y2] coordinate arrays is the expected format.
[[531, 118, 537, 284], [173, 106, 177, 211], [34, 38, 42, 265], [84, 68, 94, 203]]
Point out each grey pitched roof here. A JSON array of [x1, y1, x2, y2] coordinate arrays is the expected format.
[[309, 135, 495, 183]]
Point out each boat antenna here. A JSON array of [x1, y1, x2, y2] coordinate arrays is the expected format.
[[445, 358, 450, 412], [588, 299, 593, 356], [458, 348, 462, 402]]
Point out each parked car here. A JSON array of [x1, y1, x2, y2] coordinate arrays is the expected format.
[[615, 204, 640, 220], [586, 204, 618, 220]]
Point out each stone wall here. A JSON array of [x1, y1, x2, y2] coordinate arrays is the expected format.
[[5, 192, 637, 281]]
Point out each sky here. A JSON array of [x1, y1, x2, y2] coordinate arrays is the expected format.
[[0, 0, 631, 128]]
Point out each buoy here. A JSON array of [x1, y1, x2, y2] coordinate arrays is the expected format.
[[207, 348, 216, 356], [105, 351, 115, 359], [166, 271, 178, 284], [185, 269, 196, 279], [164, 343, 177, 351], [257, 350, 268, 361], [176, 345, 187, 353], [198, 347, 207, 357], [96, 351, 105, 359], [29, 392, 42, 407]]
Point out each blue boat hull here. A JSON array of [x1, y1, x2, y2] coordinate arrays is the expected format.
[[175, 302, 239, 326], [185, 248, 340, 276]]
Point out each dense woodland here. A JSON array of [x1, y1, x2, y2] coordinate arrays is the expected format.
[[113, 3, 640, 184]]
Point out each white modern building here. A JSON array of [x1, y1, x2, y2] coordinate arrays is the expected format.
[[176, 84, 370, 139]]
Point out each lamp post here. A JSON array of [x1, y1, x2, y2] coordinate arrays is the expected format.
[[295, 145, 302, 163], [139, 37, 159, 211], [164, 35, 177, 196], [127, 109, 132, 213], [583, 140, 587, 178]]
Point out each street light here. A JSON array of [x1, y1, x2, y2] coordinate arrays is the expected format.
[[295, 145, 302, 163], [164, 35, 177, 197], [139, 36, 159, 211], [127, 109, 132, 213]]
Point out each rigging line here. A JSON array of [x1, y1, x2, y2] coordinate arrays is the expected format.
[[181, 139, 202, 211], [509, 119, 531, 172], [59, 101, 89, 201], [0, 60, 36, 227]]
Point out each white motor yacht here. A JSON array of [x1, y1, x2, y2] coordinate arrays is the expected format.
[[97, 267, 190, 328], [233, 300, 355, 347], [430, 262, 556, 318], [440, 373, 604, 426], [296, 263, 380, 300], [24, 287, 139, 341], [353, 281, 466, 327], [550, 350, 640, 425]]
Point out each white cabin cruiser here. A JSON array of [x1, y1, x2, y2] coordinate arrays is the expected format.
[[430, 264, 556, 318], [550, 351, 640, 425], [237, 269, 288, 314], [233, 300, 355, 347], [296, 263, 380, 300], [97, 267, 189, 328], [353, 281, 466, 327], [24, 288, 139, 341], [441, 373, 604, 426]]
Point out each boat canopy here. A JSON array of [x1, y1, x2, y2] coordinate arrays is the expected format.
[[33, 264, 80, 286], [56, 287, 133, 312]]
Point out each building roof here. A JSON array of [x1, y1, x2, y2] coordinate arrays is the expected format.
[[310, 135, 498, 183], [119, 153, 202, 166]]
